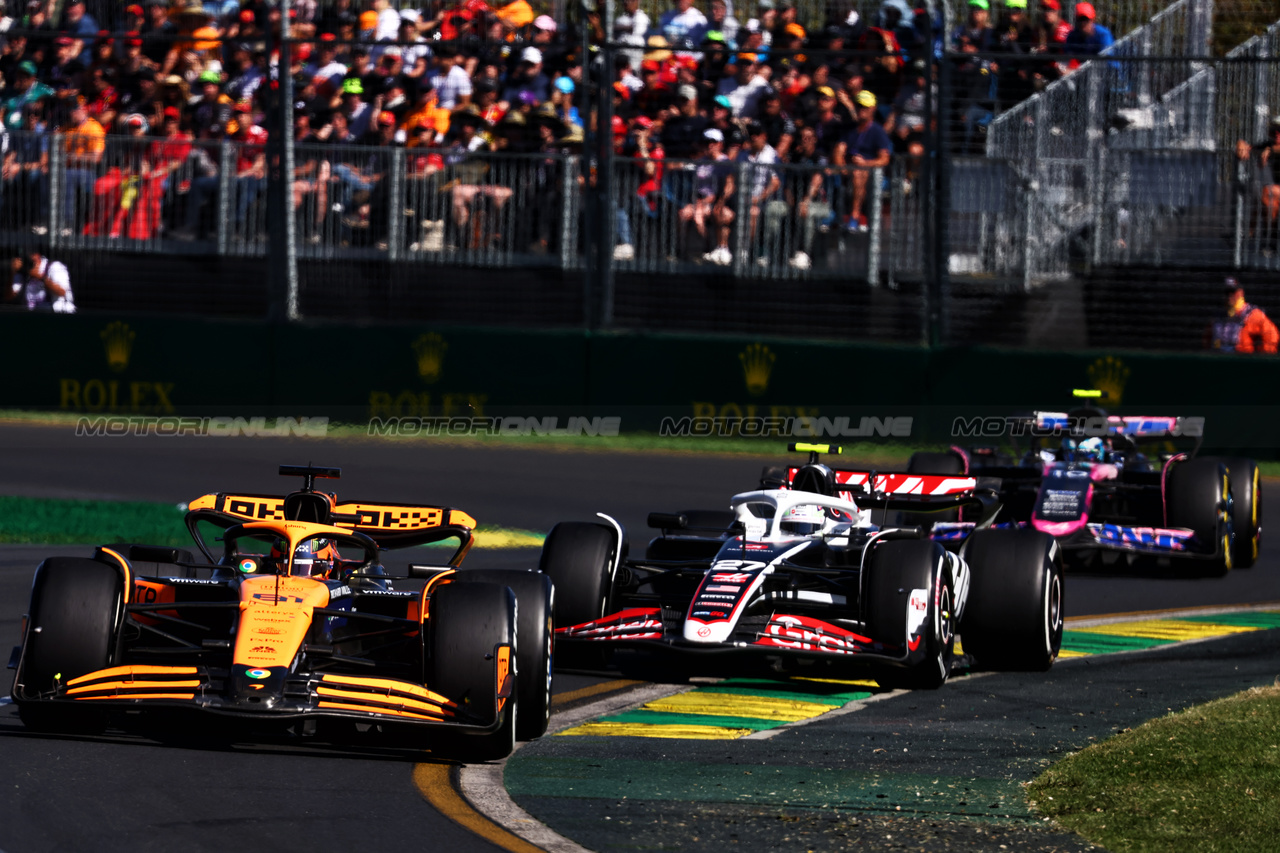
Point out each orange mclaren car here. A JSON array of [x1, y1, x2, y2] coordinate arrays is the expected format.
[[7, 465, 553, 760]]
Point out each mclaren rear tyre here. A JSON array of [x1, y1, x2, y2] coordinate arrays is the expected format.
[[1205, 456, 1261, 569], [16, 557, 123, 733], [1167, 458, 1233, 577], [865, 539, 955, 690], [463, 569, 555, 741], [426, 581, 518, 762], [960, 529, 1063, 671]]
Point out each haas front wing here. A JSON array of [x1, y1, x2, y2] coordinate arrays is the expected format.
[[556, 565, 932, 665]]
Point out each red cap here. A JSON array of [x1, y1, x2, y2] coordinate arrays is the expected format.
[[634, 116, 654, 129], [640, 59, 660, 72], [378, 110, 396, 126], [320, 32, 336, 42], [126, 4, 143, 15], [125, 30, 142, 47], [295, 43, 312, 60], [163, 106, 180, 119], [55, 35, 75, 46], [1074, 2, 1095, 18], [234, 99, 253, 113], [240, 9, 254, 23], [1042, 0, 1060, 9], [611, 114, 627, 135]]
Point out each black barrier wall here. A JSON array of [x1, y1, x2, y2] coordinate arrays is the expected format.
[[7, 312, 1280, 453]]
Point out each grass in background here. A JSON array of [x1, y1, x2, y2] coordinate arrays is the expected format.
[[0, 495, 543, 549], [1028, 685, 1280, 852]]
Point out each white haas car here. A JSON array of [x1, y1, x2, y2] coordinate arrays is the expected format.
[[539, 444, 1064, 688]]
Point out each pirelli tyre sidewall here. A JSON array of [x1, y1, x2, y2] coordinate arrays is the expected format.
[[16, 557, 124, 731], [426, 581, 517, 761], [1167, 458, 1233, 576], [960, 529, 1063, 671], [865, 539, 954, 690], [461, 569, 555, 742], [1203, 456, 1261, 569]]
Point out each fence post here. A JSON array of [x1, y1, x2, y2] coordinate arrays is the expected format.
[[886, 161, 902, 290], [1086, 64, 1104, 271], [1233, 157, 1246, 268], [217, 141, 232, 256], [48, 135, 64, 248], [387, 147, 405, 262], [732, 159, 749, 276], [867, 166, 882, 287], [560, 154, 576, 271]]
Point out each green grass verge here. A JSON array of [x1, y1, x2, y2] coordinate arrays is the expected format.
[[0, 495, 544, 549], [1028, 685, 1280, 852]]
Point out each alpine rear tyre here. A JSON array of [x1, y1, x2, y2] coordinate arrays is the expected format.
[[1205, 456, 1261, 569], [1167, 459, 1232, 576]]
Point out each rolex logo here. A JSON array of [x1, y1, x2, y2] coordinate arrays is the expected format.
[[413, 333, 447, 384], [101, 321, 136, 373], [1087, 356, 1130, 406], [739, 343, 776, 397]]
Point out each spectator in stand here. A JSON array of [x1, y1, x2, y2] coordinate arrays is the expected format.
[[659, 0, 707, 50], [611, 0, 650, 72], [230, 109, 268, 234], [430, 44, 473, 109], [84, 112, 168, 240], [833, 89, 890, 232], [757, 89, 793, 160], [735, 119, 784, 265], [772, 123, 832, 269], [141, 0, 177, 68], [172, 120, 224, 241], [501, 47, 550, 108], [1237, 116, 1280, 248], [886, 58, 929, 185], [5, 251, 74, 313], [4, 61, 55, 130], [661, 83, 710, 158], [679, 128, 735, 264], [809, 85, 845, 157], [59, 0, 100, 65], [1064, 2, 1113, 56], [1209, 278, 1279, 354], [1042, 0, 1071, 48], [61, 98, 105, 234], [4, 104, 50, 228], [716, 52, 770, 118], [692, 0, 739, 50]]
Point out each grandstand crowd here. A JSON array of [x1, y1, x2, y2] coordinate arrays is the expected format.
[[0, 0, 1111, 265]]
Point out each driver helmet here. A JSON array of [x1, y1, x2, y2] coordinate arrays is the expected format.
[[290, 539, 337, 578], [779, 503, 825, 536], [1077, 436, 1106, 463]]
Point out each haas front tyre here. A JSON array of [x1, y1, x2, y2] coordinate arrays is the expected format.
[[463, 569, 555, 741], [960, 529, 1063, 671], [538, 522, 617, 630], [426, 581, 518, 762], [864, 539, 956, 690], [15, 557, 124, 733]]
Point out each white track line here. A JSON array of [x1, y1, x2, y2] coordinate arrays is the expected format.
[[457, 681, 696, 853]]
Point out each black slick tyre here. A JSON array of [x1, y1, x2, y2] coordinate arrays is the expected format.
[[462, 569, 554, 741], [17, 557, 122, 733], [864, 539, 954, 690], [538, 522, 616, 630], [1204, 456, 1261, 569], [426, 581, 517, 761], [1166, 458, 1232, 576], [960, 529, 1063, 671]]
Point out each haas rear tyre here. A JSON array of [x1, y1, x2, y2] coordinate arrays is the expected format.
[[17, 557, 122, 733], [463, 569, 554, 741], [961, 529, 1063, 671], [538, 522, 617, 630], [426, 581, 517, 761], [1167, 458, 1232, 576], [1203, 456, 1261, 569], [864, 539, 955, 690]]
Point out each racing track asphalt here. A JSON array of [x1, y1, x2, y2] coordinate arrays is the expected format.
[[0, 424, 1278, 852]]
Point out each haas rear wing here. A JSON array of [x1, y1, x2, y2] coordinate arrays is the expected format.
[[786, 468, 1001, 521]]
